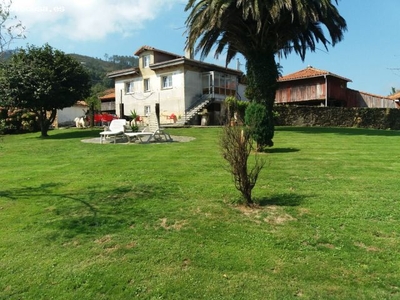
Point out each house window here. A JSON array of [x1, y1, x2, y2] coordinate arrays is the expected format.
[[161, 74, 172, 89], [143, 55, 150, 68], [144, 105, 151, 116], [144, 78, 150, 92], [213, 72, 237, 96], [125, 81, 134, 93]]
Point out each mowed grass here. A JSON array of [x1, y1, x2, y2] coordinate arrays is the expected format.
[[0, 126, 399, 299]]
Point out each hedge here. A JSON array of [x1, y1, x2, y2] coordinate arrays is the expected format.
[[0, 108, 39, 134]]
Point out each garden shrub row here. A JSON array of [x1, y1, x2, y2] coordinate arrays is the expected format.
[[0, 107, 39, 134], [274, 106, 400, 130]]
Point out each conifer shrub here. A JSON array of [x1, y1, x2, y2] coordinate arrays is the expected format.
[[245, 102, 273, 150]]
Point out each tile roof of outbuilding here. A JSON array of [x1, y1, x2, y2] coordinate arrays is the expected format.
[[99, 92, 115, 101], [350, 89, 393, 100], [278, 66, 352, 82], [388, 91, 400, 99]]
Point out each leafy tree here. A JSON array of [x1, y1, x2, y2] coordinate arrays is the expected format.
[[0, 0, 25, 56], [0, 44, 91, 137], [84, 83, 104, 127], [224, 96, 248, 124], [185, 0, 347, 148]]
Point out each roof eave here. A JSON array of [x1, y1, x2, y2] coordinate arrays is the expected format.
[[278, 73, 352, 83], [150, 57, 243, 76], [107, 68, 138, 78], [134, 45, 183, 59], [150, 58, 186, 70]]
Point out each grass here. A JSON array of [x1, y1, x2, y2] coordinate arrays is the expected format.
[[0, 126, 399, 299]]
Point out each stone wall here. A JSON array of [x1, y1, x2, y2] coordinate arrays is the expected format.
[[274, 106, 400, 130]]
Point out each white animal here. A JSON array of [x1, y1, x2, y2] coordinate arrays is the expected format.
[[74, 117, 86, 128]]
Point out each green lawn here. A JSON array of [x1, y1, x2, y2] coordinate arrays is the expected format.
[[1, 126, 399, 299]]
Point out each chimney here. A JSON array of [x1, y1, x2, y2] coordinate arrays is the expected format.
[[236, 58, 242, 71]]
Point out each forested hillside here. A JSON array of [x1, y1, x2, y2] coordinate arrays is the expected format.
[[2, 50, 138, 92], [68, 54, 138, 90]]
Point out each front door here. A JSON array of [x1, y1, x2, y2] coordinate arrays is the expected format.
[[202, 72, 214, 97]]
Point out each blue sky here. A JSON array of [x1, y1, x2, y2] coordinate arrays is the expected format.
[[9, 0, 400, 96]]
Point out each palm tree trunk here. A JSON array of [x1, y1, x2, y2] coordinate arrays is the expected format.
[[245, 50, 279, 147]]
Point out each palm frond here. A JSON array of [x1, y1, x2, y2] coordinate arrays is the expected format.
[[185, 0, 347, 64]]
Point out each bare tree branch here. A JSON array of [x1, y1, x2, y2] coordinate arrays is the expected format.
[[0, 0, 25, 56]]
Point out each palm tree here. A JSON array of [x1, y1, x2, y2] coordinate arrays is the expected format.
[[185, 0, 347, 147]]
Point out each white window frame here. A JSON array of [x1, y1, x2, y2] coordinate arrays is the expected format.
[[125, 81, 134, 94], [144, 105, 151, 116], [143, 78, 150, 92], [143, 55, 150, 68], [161, 74, 173, 89]]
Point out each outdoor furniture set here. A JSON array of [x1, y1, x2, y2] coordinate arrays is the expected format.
[[99, 118, 172, 144]]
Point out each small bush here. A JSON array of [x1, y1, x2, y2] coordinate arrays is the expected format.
[[245, 102, 274, 150], [220, 118, 265, 206]]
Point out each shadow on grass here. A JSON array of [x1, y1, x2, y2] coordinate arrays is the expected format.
[[0, 182, 62, 200], [45, 128, 102, 140], [277, 126, 400, 137], [263, 147, 300, 154], [0, 182, 177, 238], [257, 193, 306, 207]]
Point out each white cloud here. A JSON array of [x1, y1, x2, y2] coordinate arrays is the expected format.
[[11, 0, 184, 41]]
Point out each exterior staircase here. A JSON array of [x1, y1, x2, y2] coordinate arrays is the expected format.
[[175, 96, 213, 125]]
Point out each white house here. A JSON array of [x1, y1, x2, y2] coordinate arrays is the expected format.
[[56, 100, 88, 127], [108, 46, 246, 125]]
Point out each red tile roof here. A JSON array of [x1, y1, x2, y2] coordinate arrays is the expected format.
[[388, 91, 400, 99], [278, 66, 352, 82], [101, 88, 114, 95], [99, 92, 115, 101]]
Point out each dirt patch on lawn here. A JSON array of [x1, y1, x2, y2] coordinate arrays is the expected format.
[[237, 205, 297, 225], [159, 218, 188, 231]]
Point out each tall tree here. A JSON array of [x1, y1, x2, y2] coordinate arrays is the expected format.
[[0, 44, 91, 137], [390, 87, 399, 96], [185, 0, 347, 148]]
